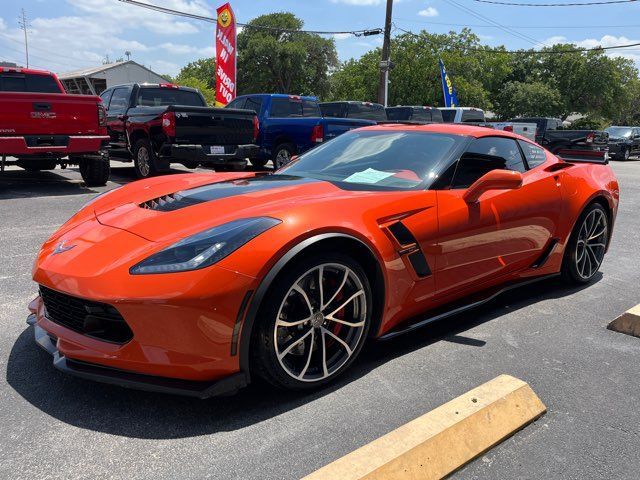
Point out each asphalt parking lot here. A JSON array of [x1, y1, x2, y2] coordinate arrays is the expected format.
[[1, 160, 639, 480]]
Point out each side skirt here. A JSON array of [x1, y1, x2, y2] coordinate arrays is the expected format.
[[378, 273, 560, 341]]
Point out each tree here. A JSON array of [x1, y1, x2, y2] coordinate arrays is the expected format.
[[493, 81, 563, 119], [236, 13, 338, 97], [175, 58, 216, 89]]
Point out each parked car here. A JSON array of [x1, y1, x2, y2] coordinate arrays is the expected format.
[[319, 101, 387, 122], [0, 67, 110, 186], [604, 126, 640, 161], [28, 123, 619, 396], [488, 121, 537, 142], [509, 117, 609, 161], [227, 94, 375, 168], [99, 83, 259, 178], [439, 107, 485, 123], [385, 106, 443, 123]]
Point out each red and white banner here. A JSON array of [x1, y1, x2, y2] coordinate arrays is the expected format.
[[215, 2, 237, 106]]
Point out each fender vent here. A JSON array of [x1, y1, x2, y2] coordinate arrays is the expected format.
[[387, 221, 432, 278]]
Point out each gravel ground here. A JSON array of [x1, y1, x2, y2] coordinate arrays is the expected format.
[[1, 160, 638, 480]]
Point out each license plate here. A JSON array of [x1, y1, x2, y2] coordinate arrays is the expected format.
[[209, 146, 225, 154]]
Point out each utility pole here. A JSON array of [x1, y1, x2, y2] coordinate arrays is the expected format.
[[377, 0, 393, 106], [125, 50, 131, 61], [18, 9, 29, 68]]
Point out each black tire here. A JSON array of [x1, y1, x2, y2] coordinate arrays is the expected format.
[[252, 252, 372, 391], [250, 158, 268, 169], [561, 203, 609, 284], [622, 147, 631, 161], [79, 152, 110, 187], [132, 139, 158, 179], [272, 142, 296, 169]]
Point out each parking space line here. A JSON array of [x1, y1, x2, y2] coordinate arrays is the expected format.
[[302, 375, 546, 480], [608, 304, 640, 338]]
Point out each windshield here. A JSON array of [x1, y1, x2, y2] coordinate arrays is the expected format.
[[606, 127, 633, 138], [277, 130, 467, 190], [136, 88, 205, 107]]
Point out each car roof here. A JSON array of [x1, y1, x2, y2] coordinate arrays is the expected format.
[[0, 67, 54, 76], [239, 93, 319, 101], [361, 122, 527, 140]]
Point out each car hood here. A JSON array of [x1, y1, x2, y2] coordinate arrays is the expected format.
[[94, 172, 370, 243]]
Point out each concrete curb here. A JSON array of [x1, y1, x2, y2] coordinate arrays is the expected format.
[[608, 304, 640, 338], [302, 374, 546, 480]]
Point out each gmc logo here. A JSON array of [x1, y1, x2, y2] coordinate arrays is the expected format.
[[30, 112, 57, 119]]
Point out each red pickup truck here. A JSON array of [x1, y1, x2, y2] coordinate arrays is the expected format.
[[0, 67, 110, 186]]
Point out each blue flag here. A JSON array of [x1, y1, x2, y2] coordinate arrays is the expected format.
[[439, 59, 459, 107]]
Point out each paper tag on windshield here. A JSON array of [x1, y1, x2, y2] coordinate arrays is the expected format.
[[343, 168, 394, 184]]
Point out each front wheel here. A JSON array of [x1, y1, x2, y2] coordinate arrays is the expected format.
[[622, 147, 630, 161], [252, 254, 372, 390], [561, 203, 609, 284]]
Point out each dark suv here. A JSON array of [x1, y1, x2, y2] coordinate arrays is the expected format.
[[385, 106, 443, 123], [605, 126, 640, 161]]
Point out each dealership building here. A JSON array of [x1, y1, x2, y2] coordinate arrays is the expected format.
[[58, 60, 168, 95]]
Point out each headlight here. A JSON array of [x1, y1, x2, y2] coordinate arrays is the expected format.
[[130, 217, 281, 275]]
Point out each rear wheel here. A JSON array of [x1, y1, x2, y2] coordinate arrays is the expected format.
[[79, 151, 110, 187], [133, 139, 158, 179], [561, 203, 609, 284], [272, 142, 296, 169], [252, 253, 372, 390]]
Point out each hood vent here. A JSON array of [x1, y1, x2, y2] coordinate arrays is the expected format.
[[138, 175, 317, 212]]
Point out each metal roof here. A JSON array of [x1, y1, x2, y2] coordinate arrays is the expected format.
[[58, 60, 167, 80]]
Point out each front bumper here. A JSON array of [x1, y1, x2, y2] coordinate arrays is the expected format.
[[162, 144, 259, 167], [28, 314, 247, 398], [607, 143, 628, 158]]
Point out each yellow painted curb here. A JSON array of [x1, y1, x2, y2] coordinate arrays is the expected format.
[[302, 375, 546, 480], [608, 304, 640, 338]]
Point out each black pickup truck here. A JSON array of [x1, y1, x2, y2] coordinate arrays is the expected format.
[[509, 117, 609, 161], [99, 83, 259, 178]]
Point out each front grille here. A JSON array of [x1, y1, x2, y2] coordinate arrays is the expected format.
[[39, 285, 133, 344]]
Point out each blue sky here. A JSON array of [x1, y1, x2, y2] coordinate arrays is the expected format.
[[1, 0, 639, 77]]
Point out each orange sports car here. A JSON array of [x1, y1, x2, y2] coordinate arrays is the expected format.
[[27, 124, 619, 397]]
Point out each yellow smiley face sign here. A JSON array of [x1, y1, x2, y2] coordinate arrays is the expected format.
[[218, 8, 232, 28]]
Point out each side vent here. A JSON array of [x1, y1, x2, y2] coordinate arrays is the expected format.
[[387, 221, 432, 278]]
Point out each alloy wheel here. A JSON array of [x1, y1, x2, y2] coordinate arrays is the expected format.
[[624, 148, 630, 161], [274, 263, 367, 382], [137, 147, 151, 177], [575, 208, 608, 280], [275, 149, 291, 169]]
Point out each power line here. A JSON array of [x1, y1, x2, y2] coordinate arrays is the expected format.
[[394, 16, 640, 29], [443, 0, 544, 47], [471, 0, 637, 5], [395, 26, 640, 53], [116, 0, 382, 36]]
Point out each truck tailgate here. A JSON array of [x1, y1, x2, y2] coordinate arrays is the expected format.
[[170, 105, 255, 145], [0, 92, 101, 135]]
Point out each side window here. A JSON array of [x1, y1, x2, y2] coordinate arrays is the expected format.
[[452, 137, 526, 189], [518, 140, 547, 168], [320, 103, 344, 118], [108, 87, 131, 113], [244, 96, 263, 115], [100, 90, 113, 109], [226, 97, 246, 109]]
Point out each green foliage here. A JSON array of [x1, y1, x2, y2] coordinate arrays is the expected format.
[[236, 12, 338, 97], [175, 58, 216, 89], [494, 81, 563, 119], [569, 116, 609, 130]]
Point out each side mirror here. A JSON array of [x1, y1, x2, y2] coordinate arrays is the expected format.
[[463, 169, 523, 203]]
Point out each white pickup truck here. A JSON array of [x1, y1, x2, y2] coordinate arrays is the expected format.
[[438, 107, 537, 142], [488, 121, 537, 142]]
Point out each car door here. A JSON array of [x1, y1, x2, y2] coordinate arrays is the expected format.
[[105, 86, 132, 153], [633, 128, 640, 155], [432, 136, 562, 298]]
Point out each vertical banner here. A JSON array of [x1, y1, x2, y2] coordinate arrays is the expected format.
[[439, 59, 459, 108], [215, 2, 237, 106]]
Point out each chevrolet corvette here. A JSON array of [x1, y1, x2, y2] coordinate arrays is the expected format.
[[27, 124, 619, 397]]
